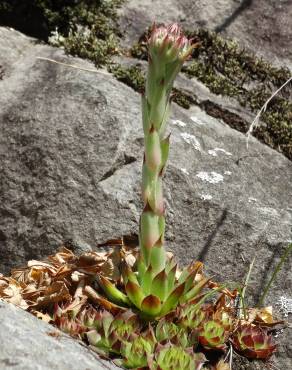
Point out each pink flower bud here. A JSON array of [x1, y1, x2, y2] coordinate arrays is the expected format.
[[148, 23, 194, 63]]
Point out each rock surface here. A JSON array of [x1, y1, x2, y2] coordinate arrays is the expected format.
[[0, 27, 291, 368], [0, 300, 119, 370], [118, 0, 292, 69]]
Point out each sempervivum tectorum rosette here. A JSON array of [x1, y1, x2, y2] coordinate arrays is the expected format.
[[86, 310, 141, 356], [155, 316, 195, 347], [53, 303, 87, 338], [231, 324, 276, 359], [177, 303, 210, 330], [198, 320, 228, 351], [115, 326, 156, 369], [149, 343, 206, 370]]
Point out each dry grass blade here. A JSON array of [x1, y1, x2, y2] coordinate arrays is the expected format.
[[246, 76, 292, 147], [37, 57, 111, 76]]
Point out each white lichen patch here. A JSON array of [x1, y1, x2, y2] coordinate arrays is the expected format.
[[277, 296, 292, 317], [208, 148, 232, 157], [180, 132, 201, 151], [172, 119, 186, 127], [200, 194, 213, 200], [180, 168, 190, 175], [190, 116, 204, 125], [196, 171, 224, 184]]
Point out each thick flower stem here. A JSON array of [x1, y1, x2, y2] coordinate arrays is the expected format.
[[140, 81, 168, 271], [139, 24, 194, 274]]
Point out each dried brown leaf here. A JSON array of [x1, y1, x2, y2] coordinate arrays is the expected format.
[[34, 281, 70, 308], [247, 306, 284, 327], [97, 238, 124, 248], [48, 247, 77, 266], [214, 360, 231, 370], [71, 271, 86, 282], [1, 278, 28, 309], [0, 277, 9, 292], [27, 260, 56, 269], [10, 267, 31, 284]]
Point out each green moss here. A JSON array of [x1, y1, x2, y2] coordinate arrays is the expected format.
[[60, 28, 119, 66], [172, 88, 198, 109], [131, 41, 148, 60], [183, 61, 243, 97], [184, 29, 290, 87], [108, 64, 145, 92], [131, 28, 292, 160], [0, 0, 123, 66]]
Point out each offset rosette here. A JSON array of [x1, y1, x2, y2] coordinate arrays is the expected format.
[[86, 310, 140, 356], [231, 324, 276, 359], [198, 320, 228, 351], [149, 343, 206, 370]]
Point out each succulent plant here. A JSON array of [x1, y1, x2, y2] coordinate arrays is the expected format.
[[178, 303, 209, 330], [198, 320, 228, 351], [78, 306, 100, 329], [231, 324, 276, 359], [116, 328, 156, 369], [149, 344, 206, 370], [156, 318, 180, 341], [57, 315, 86, 338], [119, 336, 153, 368], [53, 303, 86, 338], [98, 24, 212, 319], [155, 317, 193, 347], [86, 310, 141, 356]]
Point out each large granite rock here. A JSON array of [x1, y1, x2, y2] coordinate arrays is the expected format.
[[118, 0, 292, 68], [0, 27, 291, 368], [0, 300, 118, 370]]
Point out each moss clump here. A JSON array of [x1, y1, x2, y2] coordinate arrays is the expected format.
[[172, 88, 198, 109], [131, 28, 292, 160], [183, 61, 243, 97], [182, 29, 290, 87], [58, 27, 119, 66], [0, 0, 123, 66], [131, 40, 148, 60], [182, 29, 290, 94], [55, 0, 123, 66], [108, 64, 145, 92]]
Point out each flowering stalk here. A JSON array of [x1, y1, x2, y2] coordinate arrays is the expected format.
[[99, 24, 206, 318], [140, 24, 194, 270]]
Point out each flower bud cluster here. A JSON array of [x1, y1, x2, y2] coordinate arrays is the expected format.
[[148, 23, 194, 63]]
